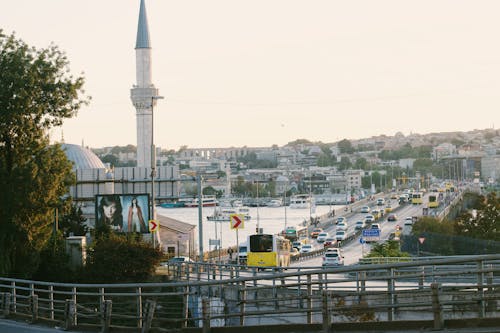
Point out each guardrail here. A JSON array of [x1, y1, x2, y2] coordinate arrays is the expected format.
[[1, 255, 500, 332]]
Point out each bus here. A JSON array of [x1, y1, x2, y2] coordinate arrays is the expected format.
[[428, 194, 439, 208], [247, 234, 291, 268], [282, 226, 308, 242], [411, 192, 423, 204]]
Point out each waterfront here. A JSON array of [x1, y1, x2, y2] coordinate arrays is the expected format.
[[156, 204, 340, 250]]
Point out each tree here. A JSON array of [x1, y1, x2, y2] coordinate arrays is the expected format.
[[337, 139, 354, 154], [366, 241, 409, 258], [59, 204, 88, 237], [0, 31, 88, 277], [338, 156, 352, 171]]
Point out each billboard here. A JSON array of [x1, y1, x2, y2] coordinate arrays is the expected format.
[[95, 194, 150, 233]]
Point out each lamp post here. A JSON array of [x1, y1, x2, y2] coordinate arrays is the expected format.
[[151, 95, 164, 247]]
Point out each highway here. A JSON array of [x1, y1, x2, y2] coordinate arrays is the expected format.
[[291, 192, 435, 267]]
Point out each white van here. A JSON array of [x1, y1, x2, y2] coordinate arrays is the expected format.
[[238, 243, 248, 264]]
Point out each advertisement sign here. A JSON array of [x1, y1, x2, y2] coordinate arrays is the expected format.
[[95, 194, 150, 233]]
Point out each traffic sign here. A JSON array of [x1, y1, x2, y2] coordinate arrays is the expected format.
[[148, 220, 158, 233], [230, 214, 245, 230], [362, 229, 381, 237], [418, 237, 426, 244], [359, 237, 365, 244]]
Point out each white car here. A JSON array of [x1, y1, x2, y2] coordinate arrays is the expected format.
[[317, 232, 329, 243], [360, 206, 370, 213], [335, 230, 347, 241], [404, 216, 414, 226], [336, 217, 346, 224], [300, 244, 313, 253], [354, 220, 364, 230], [322, 250, 344, 266], [365, 214, 375, 223], [337, 222, 347, 231]]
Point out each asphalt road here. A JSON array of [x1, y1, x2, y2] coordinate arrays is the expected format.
[[0, 319, 82, 333]]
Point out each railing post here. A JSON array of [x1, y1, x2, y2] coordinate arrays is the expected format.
[[136, 287, 143, 329], [101, 299, 112, 333], [1, 293, 10, 318], [141, 299, 156, 333], [418, 266, 425, 289], [72, 287, 78, 326], [30, 294, 38, 323], [322, 290, 331, 333], [359, 271, 366, 303], [387, 268, 395, 321], [486, 266, 496, 312], [477, 260, 485, 318], [11, 282, 16, 313], [431, 283, 444, 330], [239, 281, 246, 326], [202, 297, 211, 333], [48, 285, 54, 320], [64, 299, 76, 330], [307, 274, 312, 324], [183, 286, 190, 328]]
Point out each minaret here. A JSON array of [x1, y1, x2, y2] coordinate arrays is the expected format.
[[131, 0, 159, 168]]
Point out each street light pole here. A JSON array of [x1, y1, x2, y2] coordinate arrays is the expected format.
[[151, 95, 164, 247]]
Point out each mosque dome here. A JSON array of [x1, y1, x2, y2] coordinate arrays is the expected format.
[[61, 143, 106, 170], [276, 175, 289, 182]]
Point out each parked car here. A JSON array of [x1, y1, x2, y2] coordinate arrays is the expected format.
[[360, 206, 370, 213], [322, 250, 344, 267], [354, 220, 364, 230], [300, 244, 313, 253], [311, 228, 323, 238], [317, 232, 329, 243], [387, 214, 397, 222]]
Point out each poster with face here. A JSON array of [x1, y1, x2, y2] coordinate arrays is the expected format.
[[95, 194, 150, 233]]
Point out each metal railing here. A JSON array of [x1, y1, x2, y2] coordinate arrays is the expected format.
[[1, 254, 500, 332]]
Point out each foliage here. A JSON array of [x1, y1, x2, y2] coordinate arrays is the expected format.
[[337, 139, 354, 154], [287, 139, 312, 146], [338, 156, 352, 171], [354, 157, 369, 170], [82, 232, 163, 283], [0, 31, 88, 277], [411, 216, 456, 235], [365, 240, 410, 258], [237, 152, 277, 169], [33, 234, 75, 282], [59, 204, 88, 237], [203, 185, 223, 198], [454, 192, 500, 241]]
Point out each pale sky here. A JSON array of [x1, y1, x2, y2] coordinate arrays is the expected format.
[[2, 0, 500, 150]]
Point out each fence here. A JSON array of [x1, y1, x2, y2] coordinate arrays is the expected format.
[[1, 254, 500, 332]]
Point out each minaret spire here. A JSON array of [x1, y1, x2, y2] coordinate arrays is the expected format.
[[131, 0, 159, 168]]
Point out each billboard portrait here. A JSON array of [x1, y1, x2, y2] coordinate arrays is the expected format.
[[95, 194, 150, 233]]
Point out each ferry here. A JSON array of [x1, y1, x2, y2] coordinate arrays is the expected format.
[[289, 194, 313, 209], [179, 195, 218, 208], [207, 206, 252, 222]]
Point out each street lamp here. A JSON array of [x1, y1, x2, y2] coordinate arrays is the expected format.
[[151, 95, 164, 247]]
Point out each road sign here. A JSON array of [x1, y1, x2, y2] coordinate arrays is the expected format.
[[209, 239, 220, 246], [362, 229, 381, 242], [230, 214, 245, 230], [148, 219, 158, 233], [418, 237, 426, 244], [359, 237, 365, 244]]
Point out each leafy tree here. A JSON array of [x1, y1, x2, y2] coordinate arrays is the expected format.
[[33, 234, 75, 282], [82, 233, 163, 283], [411, 217, 456, 235], [366, 240, 409, 258], [338, 156, 352, 171], [337, 139, 354, 154], [0, 31, 88, 277], [59, 204, 88, 237], [454, 192, 500, 241], [101, 154, 119, 167], [354, 157, 369, 170]]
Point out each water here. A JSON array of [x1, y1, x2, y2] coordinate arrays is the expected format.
[[156, 204, 338, 250]]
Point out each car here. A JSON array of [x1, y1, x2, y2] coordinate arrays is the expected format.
[[322, 250, 344, 266], [376, 198, 385, 206], [310, 228, 323, 238], [300, 244, 313, 253], [385, 205, 393, 213], [354, 220, 364, 230], [387, 214, 397, 222], [371, 210, 380, 219], [335, 230, 347, 241], [360, 206, 370, 213], [317, 232, 329, 243], [365, 214, 375, 223], [404, 216, 414, 226], [323, 237, 336, 248], [292, 241, 302, 251], [337, 222, 347, 231], [371, 223, 381, 231], [336, 217, 346, 224], [166, 256, 193, 265]]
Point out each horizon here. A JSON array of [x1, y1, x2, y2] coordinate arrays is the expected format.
[[3, 0, 500, 150]]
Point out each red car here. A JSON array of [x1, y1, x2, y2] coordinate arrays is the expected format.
[[323, 237, 337, 249], [311, 228, 323, 238], [387, 214, 397, 222]]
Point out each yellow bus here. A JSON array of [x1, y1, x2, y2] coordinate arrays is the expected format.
[[411, 192, 423, 204], [428, 194, 439, 208], [247, 234, 291, 268]]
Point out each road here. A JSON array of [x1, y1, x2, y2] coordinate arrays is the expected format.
[[0, 319, 82, 333], [292, 192, 433, 267]]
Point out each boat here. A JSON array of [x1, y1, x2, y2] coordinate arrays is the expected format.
[[179, 195, 218, 208], [207, 207, 252, 222], [266, 198, 283, 207], [289, 194, 313, 209], [159, 201, 185, 208]]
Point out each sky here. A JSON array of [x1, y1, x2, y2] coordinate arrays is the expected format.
[[2, 0, 500, 151]]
